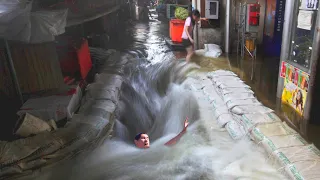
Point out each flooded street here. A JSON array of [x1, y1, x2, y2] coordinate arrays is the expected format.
[[14, 12, 290, 180], [2, 1, 320, 179]]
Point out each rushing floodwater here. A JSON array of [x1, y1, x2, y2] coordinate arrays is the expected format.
[[24, 11, 288, 180]]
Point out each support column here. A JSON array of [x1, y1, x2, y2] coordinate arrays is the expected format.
[[276, 0, 296, 98], [304, 8, 320, 122], [225, 0, 230, 53], [194, 0, 199, 50], [4, 40, 23, 105]]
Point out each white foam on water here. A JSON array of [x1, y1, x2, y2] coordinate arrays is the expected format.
[[30, 82, 286, 180]]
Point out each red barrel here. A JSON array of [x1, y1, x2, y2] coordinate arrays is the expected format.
[[170, 19, 185, 43]]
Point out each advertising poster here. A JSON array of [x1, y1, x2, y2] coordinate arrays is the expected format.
[[281, 62, 309, 129]]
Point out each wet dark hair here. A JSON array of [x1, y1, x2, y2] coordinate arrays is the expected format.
[[134, 133, 146, 140], [190, 10, 200, 25], [191, 10, 200, 18]]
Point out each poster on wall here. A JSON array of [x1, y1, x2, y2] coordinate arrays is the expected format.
[[281, 62, 309, 115], [300, 0, 318, 10], [281, 62, 309, 129], [297, 10, 314, 30]]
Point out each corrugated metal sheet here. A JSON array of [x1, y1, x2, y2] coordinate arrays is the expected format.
[[0, 48, 15, 97], [35, 0, 126, 27], [9, 42, 65, 94]]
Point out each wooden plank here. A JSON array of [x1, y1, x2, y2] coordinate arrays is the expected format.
[[10, 42, 64, 94], [0, 48, 15, 97], [201, 0, 205, 17]]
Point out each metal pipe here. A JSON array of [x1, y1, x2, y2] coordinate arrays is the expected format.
[[276, 0, 296, 98], [194, 0, 199, 50], [4, 40, 23, 105], [225, 0, 231, 53]]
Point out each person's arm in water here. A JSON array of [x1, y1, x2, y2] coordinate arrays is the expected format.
[[164, 118, 189, 146]]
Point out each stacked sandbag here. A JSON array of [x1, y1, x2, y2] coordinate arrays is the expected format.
[[208, 71, 254, 139], [1, 51, 124, 179], [207, 70, 320, 180]]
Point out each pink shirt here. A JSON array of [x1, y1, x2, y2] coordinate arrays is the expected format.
[[181, 17, 193, 40]]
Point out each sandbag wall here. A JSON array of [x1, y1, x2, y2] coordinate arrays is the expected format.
[[186, 70, 320, 180], [0, 51, 122, 180]]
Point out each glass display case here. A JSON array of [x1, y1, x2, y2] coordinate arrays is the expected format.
[[289, 0, 319, 71]]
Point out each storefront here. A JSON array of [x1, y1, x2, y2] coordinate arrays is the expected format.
[[277, 0, 320, 136]]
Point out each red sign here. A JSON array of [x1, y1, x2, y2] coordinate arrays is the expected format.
[[280, 61, 286, 78]]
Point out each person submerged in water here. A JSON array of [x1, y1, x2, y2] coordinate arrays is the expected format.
[[134, 117, 189, 148]]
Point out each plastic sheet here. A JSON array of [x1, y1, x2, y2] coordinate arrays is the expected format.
[[216, 114, 234, 128], [85, 87, 119, 103], [216, 81, 250, 89], [195, 44, 222, 58], [251, 122, 297, 142], [17, 95, 79, 122], [14, 113, 52, 137], [94, 74, 123, 89], [79, 99, 115, 118], [223, 93, 255, 103], [225, 121, 246, 140], [190, 82, 206, 91], [270, 145, 320, 179], [0, 132, 57, 168], [285, 160, 320, 180], [0, 1, 68, 43], [242, 113, 281, 124], [207, 70, 237, 79], [231, 105, 274, 115], [72, 115, 110, 133], [211, 76, 242, 84], [29, 10, 68, 43], [226, 99, 262, 110], [203, 86, 218, 97], [0, 0, 32, 42], [213, 106, 229, 118], [221, 87, 254, 96], [261, 134, 309, 154]]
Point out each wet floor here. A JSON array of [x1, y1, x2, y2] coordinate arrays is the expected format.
[[117, 10, 320, 148], [8, 9, 302, 180], [116, 10, 280, 111]]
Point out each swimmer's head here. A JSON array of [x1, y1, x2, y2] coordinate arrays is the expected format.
[[134, 133, 150, 149]]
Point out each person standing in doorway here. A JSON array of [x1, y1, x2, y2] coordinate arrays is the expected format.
[[181, 10, 200, 62]]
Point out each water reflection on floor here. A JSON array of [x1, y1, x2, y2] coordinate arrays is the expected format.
[[194, 54, 279, 115], [116, 10, 320, 148], [194, 53, 320, 148]]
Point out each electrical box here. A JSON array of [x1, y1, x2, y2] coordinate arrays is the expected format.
[[246, 3, 260, 32], [205, 0, 219, 19]]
